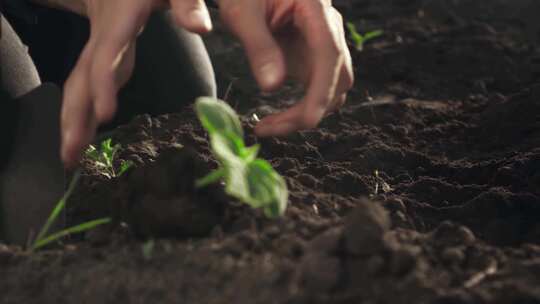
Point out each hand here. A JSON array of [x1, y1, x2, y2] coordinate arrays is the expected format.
[[61, 0, 213, 168], [218, 0, 354, 136]]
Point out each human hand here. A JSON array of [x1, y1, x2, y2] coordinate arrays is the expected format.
[[217, 0, 354, 136], [61, 0, 213, 168]]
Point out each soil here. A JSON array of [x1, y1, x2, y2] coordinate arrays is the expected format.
[[1, 0, 540, 303]]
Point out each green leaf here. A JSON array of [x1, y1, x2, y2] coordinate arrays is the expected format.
[[242, 144, 260, 162], [363, 29, 384, 41], [346, 22, 383, 52], [195, 97, 243, 139], [194, 97, 289, 218], [118, 160, 134, 176], [246, 159, 288, 217], [210, 132, 244, 163], [32, 218, 111, 251], [346, 22, 364, 49], [195, 168, 226, 188]]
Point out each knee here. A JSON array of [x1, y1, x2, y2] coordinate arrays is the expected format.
[[193, 67, 217, 99]]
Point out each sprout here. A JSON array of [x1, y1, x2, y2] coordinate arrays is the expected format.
[[194, 97, 289, 218]]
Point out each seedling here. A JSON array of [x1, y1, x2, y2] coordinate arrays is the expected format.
[[142, 239, 155, 260], [194, 97, 288, 218], [30, 171, 111, 252], [346, 22, 383, 51], [85, 138, 134, 178]]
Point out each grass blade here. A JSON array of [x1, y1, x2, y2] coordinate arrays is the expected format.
[[31, 218, 111, 251], [33, 170, 82, 245]]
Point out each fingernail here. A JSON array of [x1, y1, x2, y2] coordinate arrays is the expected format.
[[190, 8, 212, 31], [259, 62, 280, 89]]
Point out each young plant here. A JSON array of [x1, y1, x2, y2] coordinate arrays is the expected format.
[[346, 22, 384, 52], [194, 97, 288, 218], [85, 138, 133, 178], [30, 171, 111, 252]]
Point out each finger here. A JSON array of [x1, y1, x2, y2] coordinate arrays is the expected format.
[[90, 7, 149, 124], [327, 93, 347, 113], [220, 0, 286, 91], [332, 8, 354, 94], [255, 1, 342, 136], [61, 49, 98, 168], [171, 0, 212, 34], [255, 102, 306, 136]]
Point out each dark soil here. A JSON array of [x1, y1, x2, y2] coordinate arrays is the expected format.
[[2, 0, 540, 303]]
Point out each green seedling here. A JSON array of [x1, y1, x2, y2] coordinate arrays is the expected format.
[[30, 171, 111, 252], [86, 138, 134, 178], [142, 239, 155, 260], [194, 97, 288, 218], [346, 22, 383, 51]]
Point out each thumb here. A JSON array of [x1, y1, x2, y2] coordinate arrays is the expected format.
[[171, 0, 213, 34], [220, 1, 286, 91]]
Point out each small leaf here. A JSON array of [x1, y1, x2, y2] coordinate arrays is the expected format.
[[346, 22, 364, 50], [195, 168, 226, 188], [246, 159, 288, 217], [101, 138, 112, 153], [363, 30, 384, 41], [194, 97, 289, 218], [118, 160, 134, 176], [346, 22, 383, 52], [242, 144, 260, 162], [195, 97, 243, 139]]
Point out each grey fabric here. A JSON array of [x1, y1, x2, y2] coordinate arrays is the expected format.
[[0, 14, 41, 98]]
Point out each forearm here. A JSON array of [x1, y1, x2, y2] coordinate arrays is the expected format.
[[29, 0, 87, 16]]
